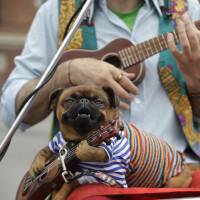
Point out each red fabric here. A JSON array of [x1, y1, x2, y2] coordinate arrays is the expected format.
[[67, 171, 200, 200], [190, 170, 200, 188]]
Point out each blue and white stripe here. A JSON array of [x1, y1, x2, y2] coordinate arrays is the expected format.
[[48, 131, 130, 187]]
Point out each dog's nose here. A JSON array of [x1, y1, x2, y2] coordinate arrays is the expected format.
[[80, 98, 89, 105]]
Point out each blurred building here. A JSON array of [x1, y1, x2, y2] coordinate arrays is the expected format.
[[0, 0, 46, 87]]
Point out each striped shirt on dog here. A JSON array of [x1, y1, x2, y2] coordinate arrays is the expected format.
[[49, 123, 185, 188], [123, 122, 184, 187], [49, 131, 131, 188]]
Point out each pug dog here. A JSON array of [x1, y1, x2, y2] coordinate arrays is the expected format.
[[28, 85, 127, 200], [28, 85, 199, 200]]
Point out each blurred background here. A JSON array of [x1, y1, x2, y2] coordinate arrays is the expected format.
[[0, 1, 50, 199], [0, 0, 47, 86], [0, 0, 200, 200]]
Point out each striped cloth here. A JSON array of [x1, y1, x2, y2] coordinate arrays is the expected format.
[[49, 131, 131, 188], [49, 122, 184, 188], [123, 122, 184, 187]]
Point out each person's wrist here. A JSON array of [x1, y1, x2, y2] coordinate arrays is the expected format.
[[187, 85, 200, 101], [186, 78, 200, 95], [188, 91, 200, 99], [187, 82, 200, 118]]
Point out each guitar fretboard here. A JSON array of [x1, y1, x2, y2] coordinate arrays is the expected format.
[[118, 30, 178, 68], [118, 19, 200, 68]]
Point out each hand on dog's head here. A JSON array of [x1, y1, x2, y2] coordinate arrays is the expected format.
[[49, 85, 119, 141]]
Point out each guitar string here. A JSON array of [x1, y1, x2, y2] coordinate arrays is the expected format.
[[27, 127, 111, 185], [43, 121, 115, 170], [118, 32, 169, 70], [26, 121, 118, 186]]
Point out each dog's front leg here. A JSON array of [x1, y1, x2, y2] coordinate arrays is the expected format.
[[51, 181, 80, 200], [29, 146, 52, 177], [76, 140, 108, 162]]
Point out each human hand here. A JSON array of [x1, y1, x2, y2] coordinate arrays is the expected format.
[[67, 58, 139, 109], [167, 13, 200, 93]]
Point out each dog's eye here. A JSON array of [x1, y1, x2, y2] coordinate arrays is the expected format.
[[93, 99, 105, 108], [63, 98, 75, 108]]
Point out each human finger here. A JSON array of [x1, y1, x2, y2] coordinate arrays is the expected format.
[[111, 69, 138, 94], [118, 74, 139, 95], [167, 32, 183, 61], [185, 22, 200, 52], [119, 101, 130, 110], [176, 19, 191, 56], [122, 71, 136, 80], [108, 78, 134, 102], [181, 13, 200, 51]]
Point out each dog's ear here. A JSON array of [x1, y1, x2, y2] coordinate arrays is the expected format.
[[48, 88, 64, 110], [103, 87, 120, 108]]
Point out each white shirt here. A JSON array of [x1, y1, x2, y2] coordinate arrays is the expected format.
[[1, 0, 200, 153]]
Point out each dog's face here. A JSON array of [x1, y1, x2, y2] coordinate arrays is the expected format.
[[50, 85, 119, 141]]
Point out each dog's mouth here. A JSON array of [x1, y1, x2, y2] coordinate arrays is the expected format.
[[75, 107, 94, 120], [61, 106, 104, 135]]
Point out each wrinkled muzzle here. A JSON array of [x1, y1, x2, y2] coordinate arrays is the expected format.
[[61, 98, 104, 135]]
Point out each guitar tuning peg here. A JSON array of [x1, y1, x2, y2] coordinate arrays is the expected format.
[[108, 127, 113, 133], [116, 135, 121, 140], [109, 120, 115, 125], [119, 124, 124, 131], [106, 140, 111, 145]]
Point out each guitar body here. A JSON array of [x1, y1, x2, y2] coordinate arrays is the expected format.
[[16, 164, 64, 200], [16, 119, 121, 200], [58, 20, 200, 85], [58, 38, 145, 85]]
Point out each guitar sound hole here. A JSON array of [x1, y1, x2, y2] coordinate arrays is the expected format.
[[39, 171, 47, 181], [103, 54, 122, 69]]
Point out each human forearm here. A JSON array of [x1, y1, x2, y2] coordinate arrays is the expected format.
[[189, 96, 200, 117], [15, 57, 138, 125], [16, 61, 71, 125], [187, 83, 200, 118], [16, 78, 51, 125]]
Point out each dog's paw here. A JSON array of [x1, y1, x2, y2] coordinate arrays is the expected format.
[[76, 140, 93, 161], [76, 140, 107, 162], [29, 155, 47, 177], [164, 165, 193, 188]]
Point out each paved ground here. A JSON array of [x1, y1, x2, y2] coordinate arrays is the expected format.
[[0, 116, 51, 200]]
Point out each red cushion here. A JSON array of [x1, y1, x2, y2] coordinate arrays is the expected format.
[[67, 171, 200, 200], [190, 170, 200, 188]]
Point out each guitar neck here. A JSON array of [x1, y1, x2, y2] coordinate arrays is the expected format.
[[63, 121, 119, 166], [119, 20, 200, 68]]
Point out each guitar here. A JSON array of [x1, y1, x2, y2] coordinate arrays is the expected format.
[[58, 21, 200, 85], [16, 119, 122, 200]]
